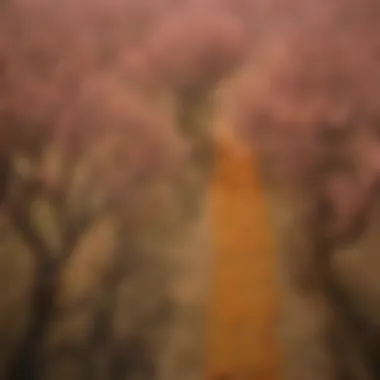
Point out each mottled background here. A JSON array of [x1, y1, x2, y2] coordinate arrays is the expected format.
[[1, 0, 380, 379]]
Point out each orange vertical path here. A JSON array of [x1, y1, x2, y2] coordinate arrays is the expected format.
[[206, 134, 280, 380]]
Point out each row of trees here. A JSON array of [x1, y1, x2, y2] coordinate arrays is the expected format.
[[0, 1, 251, 380], [2, 0, 380, 379], [222, 0, 380, 378]]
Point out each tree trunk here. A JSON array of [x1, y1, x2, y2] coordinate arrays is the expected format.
[[7, 258, 59, 380]]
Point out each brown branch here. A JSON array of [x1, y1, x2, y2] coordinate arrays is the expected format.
[[9, 205, 50, 261], [47, 151, 110, 264], [6, 180, 51, 262], [339, 178, 380, 245]]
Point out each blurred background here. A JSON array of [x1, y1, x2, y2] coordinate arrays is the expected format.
[[1, 0, 380, 379]]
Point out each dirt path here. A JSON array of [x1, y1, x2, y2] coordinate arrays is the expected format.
[[206, 135, 281, 380]]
